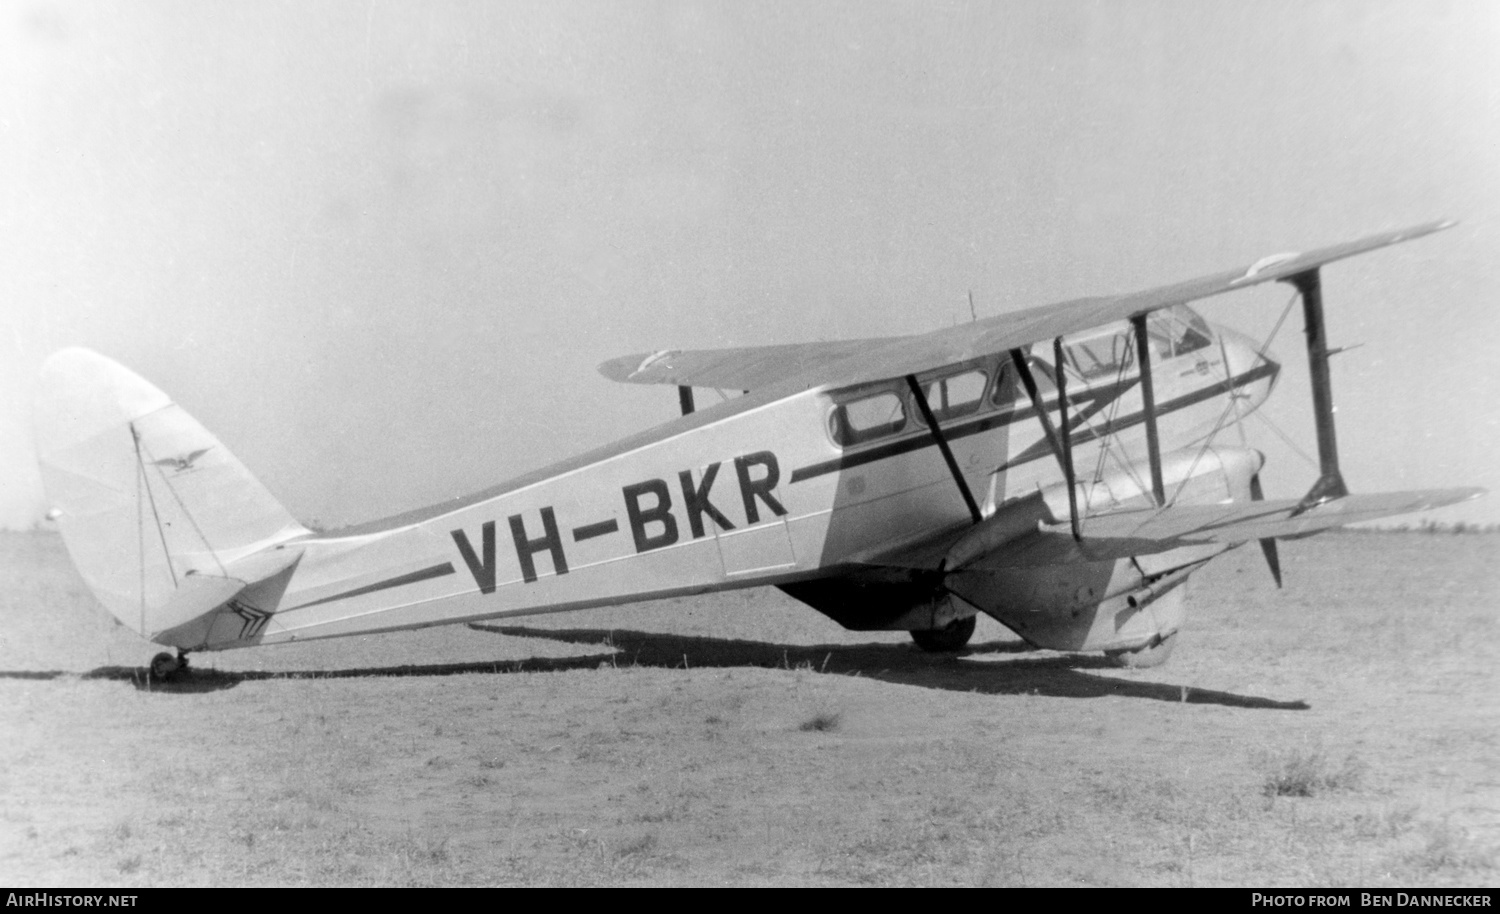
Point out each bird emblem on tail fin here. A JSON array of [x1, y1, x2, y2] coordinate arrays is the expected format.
[[153, 447, 212, 473]]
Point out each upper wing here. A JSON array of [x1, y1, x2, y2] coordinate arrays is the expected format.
[[599, 220, 1454, 392], [597, 338, 903, 391], [963, 487, 1484, 570]]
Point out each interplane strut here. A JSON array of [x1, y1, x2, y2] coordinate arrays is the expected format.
[[1284, 268, 1349, 511], [1130, 314, 1168, 507], [1008, 347, 1083, 541], [904, 374, 983, 525]]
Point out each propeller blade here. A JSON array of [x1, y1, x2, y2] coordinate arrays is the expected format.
[[1249, 473, 1284, 588], [1257, 537, 1283, 589]]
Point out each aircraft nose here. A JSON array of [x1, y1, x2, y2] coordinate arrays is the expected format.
[[1214, 325, 1280, 405], [1249, 339, 1281, 393]]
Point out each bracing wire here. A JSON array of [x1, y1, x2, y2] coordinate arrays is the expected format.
[[130, 423, 178, 588], [1165, 287, 1304, 506], [1219, 334, 1253, 451], [1167, 395, 1245, 506], [135, 429, 147, 636], [138, 433, 230, 578], [1261, 289, 1301, 359], [1250, 409, 1322, 471], [1055, 343, 1151, 516], [1097, 333, 1152, 501]]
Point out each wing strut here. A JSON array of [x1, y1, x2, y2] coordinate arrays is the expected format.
[[904, 374, 983, 525], [1284, 268, 1349, 511], [1130, 315, 1168, 506], [1008, 348, 1082, 540], [1051, 338, 1083, 540], [678, 386, 694, 416]]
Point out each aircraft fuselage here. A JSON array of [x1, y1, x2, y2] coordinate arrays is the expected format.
[[170, 311, 1276, 651]]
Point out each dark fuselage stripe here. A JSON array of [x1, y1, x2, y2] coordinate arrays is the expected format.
[[286, 562, 457, 611], [788, 362, 1275, 483]]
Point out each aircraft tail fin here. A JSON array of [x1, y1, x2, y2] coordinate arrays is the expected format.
[[34, 348, 308, 643]]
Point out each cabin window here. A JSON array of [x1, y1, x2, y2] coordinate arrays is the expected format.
[[990, 362, 1018, 405], [829, 391, 907, 446], [1007, 353, 1061, 395], [1052, 311, 1208, 383], [990, 361, 1014, 405], [1150, 306, 1214, 357], [1060, 328, 1135, 381], [916, 370, 987, 423], [995, 307, 1216, 400]]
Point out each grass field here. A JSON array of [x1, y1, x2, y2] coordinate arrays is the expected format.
[[0, 529, 1495, 886]]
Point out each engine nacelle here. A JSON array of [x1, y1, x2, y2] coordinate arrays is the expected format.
[[946, 552, 1194, 652], [943, 446, 1262, 652]]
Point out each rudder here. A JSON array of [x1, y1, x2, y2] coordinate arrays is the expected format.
[[33, 348, 307, 641]]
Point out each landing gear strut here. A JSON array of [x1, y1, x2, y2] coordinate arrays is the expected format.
[[910, 615, 977, 652], [150, 650, 189, 681]]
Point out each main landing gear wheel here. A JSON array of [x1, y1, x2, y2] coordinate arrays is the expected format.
[[150, 651, 188, 681], [1105, 631, 1178, 669], [910, 615, 977, 652]]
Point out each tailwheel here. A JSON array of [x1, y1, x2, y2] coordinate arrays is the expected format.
[[910, 615, 976, 652], [149, 650, 188, 681], [1105, 631, 1178, 669]]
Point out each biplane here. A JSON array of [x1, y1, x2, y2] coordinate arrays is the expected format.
[[34, 222, 1482, 679]]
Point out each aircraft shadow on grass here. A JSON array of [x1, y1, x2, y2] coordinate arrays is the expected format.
[[467, 624, 1308, 710], [3, 625, 1307, 709]]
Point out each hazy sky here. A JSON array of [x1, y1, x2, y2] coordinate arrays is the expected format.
[[3, 0, 1497, 530]]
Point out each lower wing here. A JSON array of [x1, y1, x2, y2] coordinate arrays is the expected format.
[[980, 488, 1484, 569]]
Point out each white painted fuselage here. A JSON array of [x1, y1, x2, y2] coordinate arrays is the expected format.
[[173, 316, 1276, 650]]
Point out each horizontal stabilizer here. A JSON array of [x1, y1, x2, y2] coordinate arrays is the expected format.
[[148, 575, 247, 639], [966, 488, 1485, 569], [149, 546, 304, 646]]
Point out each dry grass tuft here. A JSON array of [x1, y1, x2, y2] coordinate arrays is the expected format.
[[799, 710, 842, 732], [614, 832, 658, 859], [1400, 820, 1496, 875], [1262, 748, 1366, 797]]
